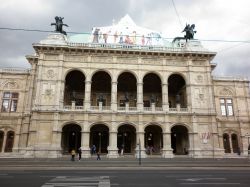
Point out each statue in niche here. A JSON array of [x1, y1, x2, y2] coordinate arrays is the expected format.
[[51, 16, 68, 35], [150, 94, 155, 103], [176, 94, 180, 104], [124, 92, 129, 103], [98, 94, 104, 103]]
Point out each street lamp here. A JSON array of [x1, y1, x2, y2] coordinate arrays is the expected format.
[[98, 132, 101, 153]]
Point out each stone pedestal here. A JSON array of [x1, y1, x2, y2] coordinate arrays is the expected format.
[[161, 148, 174, 158], [107, 146, 119, 158]]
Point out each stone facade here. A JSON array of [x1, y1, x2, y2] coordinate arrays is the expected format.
[[0, 32, 249, 158]]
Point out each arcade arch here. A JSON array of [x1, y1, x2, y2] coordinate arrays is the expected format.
[[144, 125, 163, 154], [171, 125, 189, 155], [168, 74, 187, 108], [143, 73, 162, 107], [117, 124, 136, 154], [91, 71, 111, 106], [90, 124, 109, 153], [64, 70, 85, 106], [61, 124, 81, 153], [117, 72, 137, 107]]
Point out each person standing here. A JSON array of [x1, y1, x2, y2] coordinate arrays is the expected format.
[[78, 147, 82, 161], [97, 152, 101, 160], [71, 149, 76, 161]]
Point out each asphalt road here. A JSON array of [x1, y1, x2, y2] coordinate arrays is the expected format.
[[0, 169, 250, 187]]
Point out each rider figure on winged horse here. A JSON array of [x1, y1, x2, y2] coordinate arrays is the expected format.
[[182, 24, 196, 42], [51, 16, 69, 35]]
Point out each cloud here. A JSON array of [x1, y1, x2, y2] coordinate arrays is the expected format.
[[0, 0, 249, 79]]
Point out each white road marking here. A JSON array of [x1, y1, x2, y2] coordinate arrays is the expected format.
[[41, 176, 111, 187], [180, 183, 241, 185]]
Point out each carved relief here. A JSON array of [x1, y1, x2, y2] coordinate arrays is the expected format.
[[194, 87, 206, 107], [219, 87, 233, 96], [42, 83, 55, 103], [47, 69, 55, 79], [195, 75, 203, 83], [3, 81, 19, 89]]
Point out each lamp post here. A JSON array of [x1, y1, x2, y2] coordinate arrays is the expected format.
[[122, 132, 127, 155], [98, 132, 101, 153]]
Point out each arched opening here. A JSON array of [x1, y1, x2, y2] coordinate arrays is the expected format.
[[117, 124, 136, 154], [168, 74, 187, 108], [90, 124, 109, 153], [143, 73, 162, 107], [223, 133, 231, 153], [145, 125, 163, 154], [171, 125, 189, 155], [4, 131, 14, 152], [91, 71, 111, 106], [117, 72, 137, 107], [64, 70, 85, 106], [61, 124, 81, 153], [0, 131, 4, 152], [231, 133, 239, 153]]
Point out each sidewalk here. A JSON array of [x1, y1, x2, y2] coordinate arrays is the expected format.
[[1, 157, 250, 169]]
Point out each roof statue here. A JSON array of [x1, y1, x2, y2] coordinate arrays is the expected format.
[[51, 16, 69, 35], [182, 24, 196, 41]]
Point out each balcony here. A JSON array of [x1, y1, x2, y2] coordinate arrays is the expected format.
[[62, 103, 188, 114]]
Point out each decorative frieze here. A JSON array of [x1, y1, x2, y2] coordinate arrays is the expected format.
[[44, 54, 59, 60]]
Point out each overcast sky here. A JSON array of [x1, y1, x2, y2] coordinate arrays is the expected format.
[[0, 0, 249, 79]]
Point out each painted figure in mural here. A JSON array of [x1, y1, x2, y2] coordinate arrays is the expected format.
[[182, 24, 196, 41], [119, 32, 124, 43], [141, 35, 145, 45], [92, 28, 100, 43], [51, 16, 68, 35]]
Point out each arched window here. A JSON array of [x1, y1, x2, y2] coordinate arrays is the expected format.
[[64, 70, 85, 106], [168, 74, 187, 108]]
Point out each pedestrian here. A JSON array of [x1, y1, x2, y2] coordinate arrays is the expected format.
[[97, 152, 101, 160], [78, 147, 82, 161], [237, 147, 241, 156], [71, 149, 76, 161], [91, 145, 96, 155]]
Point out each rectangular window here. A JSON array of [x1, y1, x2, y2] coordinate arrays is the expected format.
[[220, 98, 234, 116], [1, 92, 19, 112]]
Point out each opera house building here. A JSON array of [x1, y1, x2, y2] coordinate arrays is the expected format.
[[0, 15, 250, 158]]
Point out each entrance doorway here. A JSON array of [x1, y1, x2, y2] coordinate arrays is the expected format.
[[171, 125, 189, 155], [145, 125, 163, 154], [0, 131, 3, 152], [61, 124, 81, 153], [90, 124, 109, 153], [117, 124, 136, 154], [4, 131, 14, 152], [223, 133, 231, 153]]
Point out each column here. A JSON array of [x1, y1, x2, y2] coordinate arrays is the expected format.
[[162, 83, 168, 111], [135, 132, 147, 158], [81, 130, 91, 158], [137, 82, 143, 111], [162, 132, 173, 158], [111, 81, 117, 111], [84, 80, 91, 110], [1, 132, 7, 153], [107, 131, 119, 158]]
